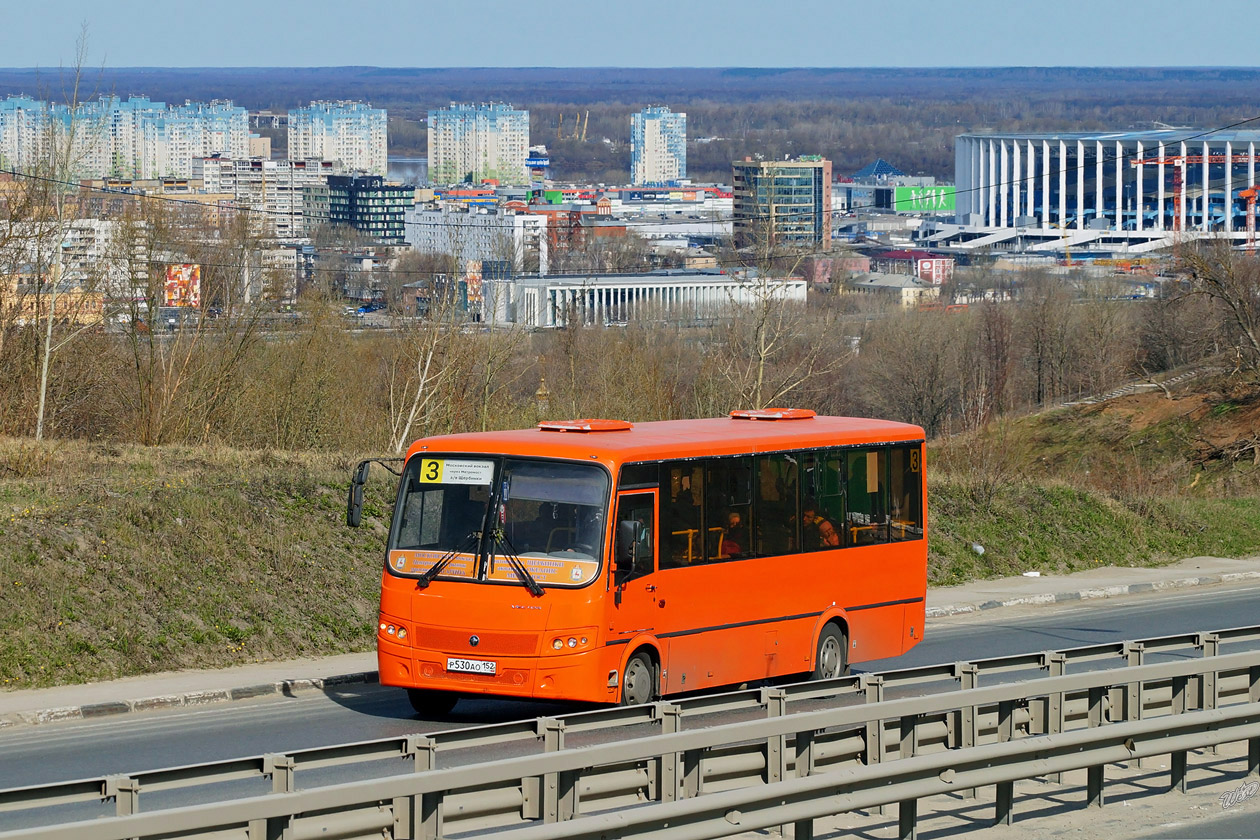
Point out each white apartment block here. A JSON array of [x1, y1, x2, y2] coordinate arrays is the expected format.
[[428, 103, 529, 186], [287, 101, 387, 177], [631, 106, 687, 186], [0, 95, 247, 180], [405, 205, 548, 275], [194, 157, 334, 239]]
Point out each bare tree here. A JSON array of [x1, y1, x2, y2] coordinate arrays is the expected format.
[[1181, 245, 1260, 373]]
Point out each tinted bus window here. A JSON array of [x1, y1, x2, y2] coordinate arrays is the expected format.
[[756, 453, 799, 556], [801, 452, 844, 552], [889, 446, 924, 541], [705, 457, 753, 561], [846, 448, 890, 546], [661, 463, 703, 568]]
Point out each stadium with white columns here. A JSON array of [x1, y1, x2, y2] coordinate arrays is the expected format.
[[930, 130, 1260, 254]]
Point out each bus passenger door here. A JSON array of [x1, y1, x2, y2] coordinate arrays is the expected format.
[[609, 491, 661, 647]]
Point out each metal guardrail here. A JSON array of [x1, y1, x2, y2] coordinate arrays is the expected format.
[[2, 625, 1259, 839]]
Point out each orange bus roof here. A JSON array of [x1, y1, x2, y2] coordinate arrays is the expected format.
[[407, 415, 925, 464]]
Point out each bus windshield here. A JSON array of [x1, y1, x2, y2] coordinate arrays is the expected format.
[[387, 455, 609, 588]]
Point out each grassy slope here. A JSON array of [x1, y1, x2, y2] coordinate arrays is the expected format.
[[3, 381, 1260, 690], [0, 441, 392, 689]]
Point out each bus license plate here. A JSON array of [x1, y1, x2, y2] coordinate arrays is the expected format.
[[447, 657, 496, 675]]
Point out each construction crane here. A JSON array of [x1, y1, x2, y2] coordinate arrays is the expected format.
[[1242, 186, 1260, 256], [1129, 152, 1254, 232], [1130, 152, 1256, 264]]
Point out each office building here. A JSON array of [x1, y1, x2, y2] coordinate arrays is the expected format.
[[631, 106, 686, 186], [405, 204, 548, 275], [428, 103, 529, 186], [515, 270, 806, 328], [288, 101, 388, 177], [732, 156, 832, 249], [308, 174, 412, 243]]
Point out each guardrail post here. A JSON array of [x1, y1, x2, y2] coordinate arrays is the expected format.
[[263, 754, 295, 794], [763, 687, 788, 838], [956, 663, 978, 799], [1087, 686, 1106, 808], [1200, 632, 1220, 755], [539, 718, 574, 822], [656, 703, 683, 803], [994, 700, 1015, 826], [396, 736, 436, 840], [1124, 642, 1147, 768], [1170, 675, 1188, 793], [105, 775, 139, 817], [256, 754, 296, 840], [898, 715, 918, 839], [863, 674, 887, 815], [1045, 652, 1067, 783], [1249, 665, 1260, 778], [794, 724, 816, 840]]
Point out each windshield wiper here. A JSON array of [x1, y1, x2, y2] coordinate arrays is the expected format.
[[416, 531, 480, 589], [491, 530, 545, 597]]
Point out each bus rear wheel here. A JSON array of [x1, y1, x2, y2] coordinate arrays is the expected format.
[[620, 652, 656, 706], [812, 625, 849, 680], [406, 688, 458, 717]]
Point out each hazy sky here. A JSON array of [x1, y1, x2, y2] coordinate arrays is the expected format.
[[5, 0, 1260, 69]]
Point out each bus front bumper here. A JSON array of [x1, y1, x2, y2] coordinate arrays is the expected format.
[[378, 636, 618, 704]]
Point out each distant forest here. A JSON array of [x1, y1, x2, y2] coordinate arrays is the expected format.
[[3, 67, 1260, 183]]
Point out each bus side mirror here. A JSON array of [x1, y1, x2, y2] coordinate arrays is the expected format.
[[347, 460, 371, 527], [615, 520, 641, 581]]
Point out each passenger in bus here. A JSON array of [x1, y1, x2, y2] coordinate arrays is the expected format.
[[817, 518, 841, 547], [722, 510, 748, 557], [800, 499, 824, 547]]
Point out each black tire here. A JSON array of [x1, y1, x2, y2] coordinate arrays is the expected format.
[[406, 688, 458, 717], [620, 651, 656, 706], [812, 624, 849, 680]]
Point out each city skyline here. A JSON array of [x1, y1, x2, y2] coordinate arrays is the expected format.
[[6, 0, 1260, 69]]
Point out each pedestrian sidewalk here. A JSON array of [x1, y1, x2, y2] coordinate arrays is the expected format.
[[1, 556, 1256, 729]]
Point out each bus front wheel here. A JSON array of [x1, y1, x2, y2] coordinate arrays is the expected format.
[[407, 688, 458, 717], [813, 625, 849, 680], [620, 652, 656, 706]]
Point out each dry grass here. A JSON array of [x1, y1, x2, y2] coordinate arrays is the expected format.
[[0, 439, 391, 689]]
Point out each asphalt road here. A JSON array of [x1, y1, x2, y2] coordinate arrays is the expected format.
[[2, 583, 1259, 834]]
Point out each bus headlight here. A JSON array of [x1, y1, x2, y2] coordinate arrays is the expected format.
[[548, 629, 597, 654]]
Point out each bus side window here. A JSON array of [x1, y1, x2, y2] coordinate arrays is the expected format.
[[660, 463, 702, 568], [755, 453, 797, 556], [846, 448, 890, 546], [705, 457, 752, 562], [614, 493, 655, 584], [801, 452, 844, 552], [889, 446, 924, 541]]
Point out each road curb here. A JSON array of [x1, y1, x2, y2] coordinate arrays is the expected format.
[[925, 570, 1260, 618], [0, 671, 380, 730]]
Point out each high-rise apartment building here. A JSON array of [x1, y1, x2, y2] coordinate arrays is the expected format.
[[287, 101, 388, 177], [428, 103, 529, 186], [732, 156, 832, 250], [0, 95, 247, 180], [631, 106, 686, 186]]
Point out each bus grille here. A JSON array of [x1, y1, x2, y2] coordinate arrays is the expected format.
[[417, 626, 541, 655]]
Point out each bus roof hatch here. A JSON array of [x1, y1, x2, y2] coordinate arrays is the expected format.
[[538, 419, 634, 433], [729, 408, 817, 421]]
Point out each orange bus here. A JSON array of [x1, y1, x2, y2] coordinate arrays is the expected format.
[[349, 409, 927, 715]]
